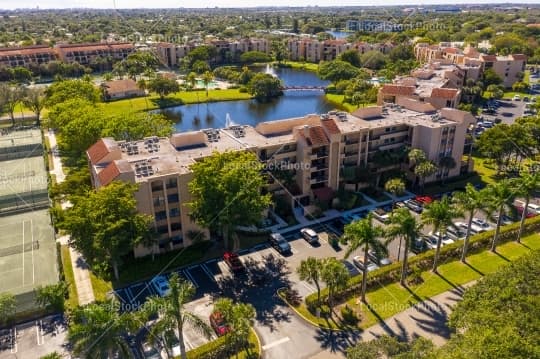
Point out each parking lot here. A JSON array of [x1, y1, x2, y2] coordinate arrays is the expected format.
[[0, 315, 68, 359], [478, 99, 526, 127]]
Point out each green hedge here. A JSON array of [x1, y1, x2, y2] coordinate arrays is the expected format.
[[305, 216, 540, 309], [186, 335, 228, 359]]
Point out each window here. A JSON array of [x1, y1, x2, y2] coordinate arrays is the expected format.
[[171, 222, 182, 231], [385, 127, 390, 132], [169, 207, 180, 217], [166, 178, 177, 189], [151, 182, 163, 192], [155, 211, 167, 221], [157, 225, 169, 234], [171, 236, 183, 245], [153, 197, 165, 207], [446, 100, 453, 107], [167, 193, 179, 203]]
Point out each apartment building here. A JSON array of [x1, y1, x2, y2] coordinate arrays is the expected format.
[[414, 42, 526, 87], [377, 62, 462, 109], [0, 45, 58, 69], [88, 99, 474, 258], [287, 38, 394, 63], [55, 42, 134, 66]]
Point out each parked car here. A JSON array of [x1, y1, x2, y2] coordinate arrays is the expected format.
[[471, 218, 494, 232], [411, 237, 428, 254], [300, 228, 319, 245], [150, 275, 170, 297], [455, 221, 479, 235], [162, 331, 180, 359], [209, 311, 230, 337], [515, 205, 538, 218], [269, 232, 291, 254], [424, 235, 439, 250], [513, 95, 521, 101], [515, 200, 540, 215], [367, 250, 392, 266], [428, 233, 454, 246], [492, 214, 514, 226], [404, 199, 423, 213], [372, 207, 390, 223], [352, 256, 380, 272], [223, 252, 245, 273], [341, 260, 360, 277], [141, 341, 162, 359], [446, 226, 467, 240]]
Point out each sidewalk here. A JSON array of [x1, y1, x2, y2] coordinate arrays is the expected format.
[[46, 130, 95, 305]]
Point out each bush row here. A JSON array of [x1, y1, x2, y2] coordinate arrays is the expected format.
[[185, 331, 257, 359], [305, 216, 540, 309]]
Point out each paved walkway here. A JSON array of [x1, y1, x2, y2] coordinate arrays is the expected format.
[[45, 130, 94, 305]]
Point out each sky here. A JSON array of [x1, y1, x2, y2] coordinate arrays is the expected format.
[[1, 0, 538, 10]]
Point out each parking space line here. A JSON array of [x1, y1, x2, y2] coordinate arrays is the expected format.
[[262, 336, 291, 351], [36, 320, 44, 346], [201, 263, 216, 282], [183, 269, 199, 288], [300, 281, 316, 293]]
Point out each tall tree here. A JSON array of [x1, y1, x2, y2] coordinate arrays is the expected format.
[[384, 177, 406, 210], [144, 274, 212, 359], [342, 214, 386, 303], [147, 77, 180, 100], [23, 87, 46, 125], [68, 301, 135, 358], [513, 171, 540, 243], [452, 184, 488, 262], [438, 156, 457, 184], [318, 60, 360, 83], [320, 258, 349, 313], [485, 180, 515, 252], [4, 86, 25, 126], [297, 257, 324, 304], [201, 70, 214, 97], [45, 79, 100, 107], [386, 208, 423, 286], [35, 282, 68, 312], [246, 73, 283, 101], [188, 151, 271, 250], [415, 161, 438, 192], [421, 197, 462, 272], [61, 181, 152, 280], [338, 50, 362, 68], [214, 298, 256, 358]]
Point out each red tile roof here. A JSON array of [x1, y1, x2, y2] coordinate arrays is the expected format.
[[321, 118, 341, 135], [442, 47, 459, 54], [430, 88, 459, 99], [0, 45, 56, 57], [97, 161, 120, 186], [309, 126, 330, 146], [480, 54, 497, 62], [380, 85, 416, 96], [511, 54, 527, 61], [102, 79, 141, 95], [56, 42, 134, 53], [87, 139, 111, 165]]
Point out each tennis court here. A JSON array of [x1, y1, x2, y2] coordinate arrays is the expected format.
[[0, 210, 58, 311]]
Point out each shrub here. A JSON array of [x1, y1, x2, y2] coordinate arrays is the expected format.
[[305, 216, 540, 308], [239, 86, 248, 93], [340, 305, 359, 325]]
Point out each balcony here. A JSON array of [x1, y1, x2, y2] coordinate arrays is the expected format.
[[380, 130, 409, 141]]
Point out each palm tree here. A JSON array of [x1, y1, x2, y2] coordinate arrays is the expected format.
[[384, 177, 406, 210], [513, 171, 540, 243], [144, 273, 212, 359], [201, 71, 214, 97], [414, 161, 438, 193], [297, 257, 324, 304], [452, 184, 488, 262], [408, 148, 426, 166], [186, 71, 198, 101], [421, 197, 462, 272], [342, 214, 386, 303], [68, 301, 135, 358], [214, 298, 256, 358], [320, 258, 349, 313], [438, 156, 457, 184], [485, 180, 515, 252], [386, 208, 423, 286]]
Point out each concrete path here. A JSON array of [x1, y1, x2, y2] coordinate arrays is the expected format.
[[45, 130, 94, 305]]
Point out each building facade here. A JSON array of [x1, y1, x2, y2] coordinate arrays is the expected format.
[[88, 99, 474, 258], [0, 45, 58, 69], [55, 42, 135, 66]]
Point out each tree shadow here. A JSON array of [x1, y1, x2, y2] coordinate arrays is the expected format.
[[434, 272, 463, 292], [464, 261, 484, 276], [493, 251, 510, 262], [408, 298, 452, 339], [518, 242, 531, 250], [150, 97, 184, 108], [313, 327, 360, 354], [364, 302, 396, 337]]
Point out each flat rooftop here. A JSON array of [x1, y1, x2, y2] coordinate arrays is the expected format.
[[0, 128, 42, 150]]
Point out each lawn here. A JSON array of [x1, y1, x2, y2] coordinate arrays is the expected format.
[[60, 245, 79, 309], [280, 61, 319, 73], [295, 233, 540, 330], [90, 272, 113, 302], [100, 89, 253, 117]]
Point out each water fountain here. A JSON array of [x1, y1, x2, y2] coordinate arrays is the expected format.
[[265, 64, 277, 77]]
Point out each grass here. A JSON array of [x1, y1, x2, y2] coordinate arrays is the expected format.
[[60, 245, 79, 309], [280, 61, 319, 73], [90, 272, 113, 302], [296, 233, 540, 330], [324, 93, 377, 113], [185, 327, 260, 359], [238, 328, 261, 359], [100, 89, 252, 117], [470, 155, 498, 185]]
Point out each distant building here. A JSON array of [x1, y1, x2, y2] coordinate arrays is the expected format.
[[101, 79, 145, 101], [55, 42, 135, 66], [287, 38, 394, 63], [346, 19, 399, 32], [0, 45, 57, 69]]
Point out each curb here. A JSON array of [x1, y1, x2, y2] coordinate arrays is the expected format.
[[251, 327, 263, 358], [276, 288, 345, 332]]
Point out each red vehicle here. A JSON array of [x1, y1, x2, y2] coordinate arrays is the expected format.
[[516, 206, 537, 219], [223, 252, 244, 272], [415, 195, 433, 205], [209, 311, 230, 336]]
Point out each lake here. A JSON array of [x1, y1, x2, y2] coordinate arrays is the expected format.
[[159, 67, 335, 132]]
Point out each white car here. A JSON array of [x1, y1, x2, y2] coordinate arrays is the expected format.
[[352, 256, 379, 272], [429, 232, 454, 246], [470, 218, 494, 233], [300, 228, 319, 244], [424, 235, 439, 250], [455, 221, 479, 235], [513, 95, 521, 101], [151, 275, 171, 297], [492, 214, 514, 226]]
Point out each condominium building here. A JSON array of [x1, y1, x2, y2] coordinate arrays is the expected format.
[[414, 42, 527, 87], [55, 42, 135, 66], [378, 62, 462, 109], [287, 38, 394, 63], [87, 98, 474, 258], [0, 45, 58, 69]]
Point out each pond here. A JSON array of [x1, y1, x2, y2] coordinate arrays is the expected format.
[[159, 67, 336, 132]]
